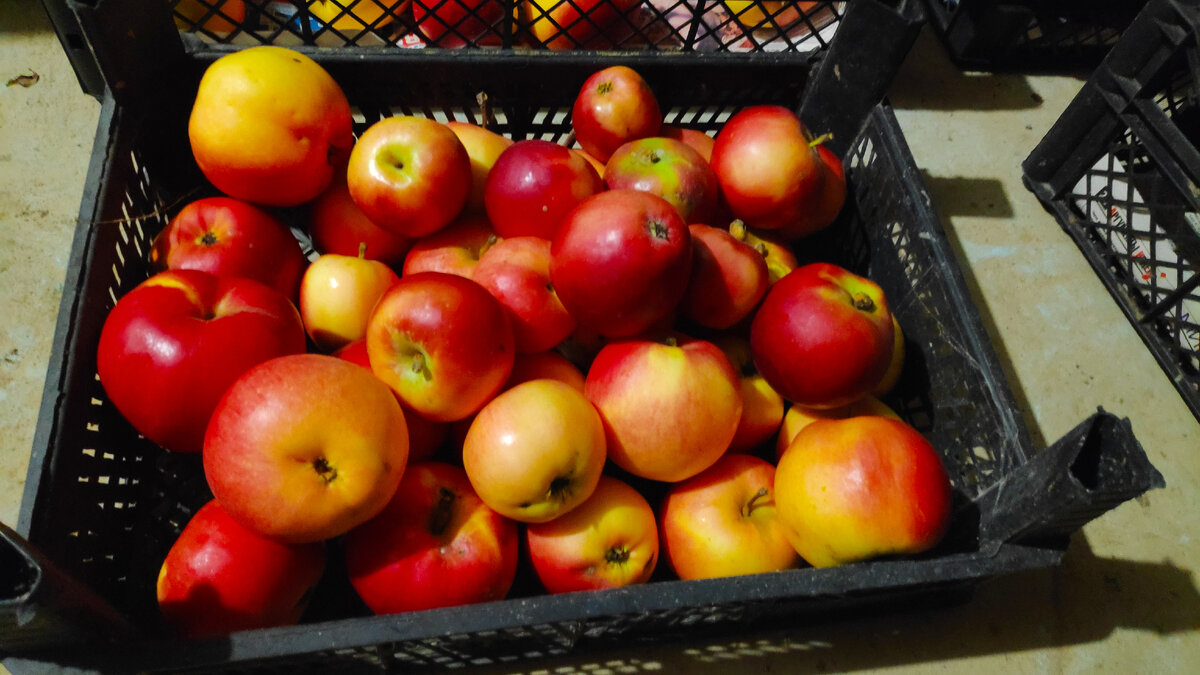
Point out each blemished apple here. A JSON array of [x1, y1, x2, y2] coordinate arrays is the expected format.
[[299, 248, 400, 353], [550, 189, 692, 338], [189, 46, 353, 206], [774, 395, 901, 462], [203, 353, 409, 543], [344, 461, 519, 614], [149, 196, 308, 301], [584, 333, 742, 483], [472, 236, 577, 354], [659, 453, 798, 580], [366, 271, 514, 422], [308, 165, 413, 267], [402, 214, 500, 279], [156, 500, 326, 639], [681, 223, 770, 330], [710, 104, 825, 231], [347, 115, 472, 238], [774, 416, 953, 568], [96, 270, 306, 454], [750, 262, 894, 409], [713, 335, 784, 454], [603, 136, 720, 224], [525, 475, 658, 593], [462, 379, 607, 523], [483, 138, 603, 240], [444, 121, 514, 215], [571, 65, 661, 162]]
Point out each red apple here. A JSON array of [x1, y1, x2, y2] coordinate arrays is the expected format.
[[659, 453, 797, 580], [483, 139, 603, 240], [571, 65, 661, 163], [710, 105, 825, 231], [444, 121, 514, 215], [525, 475, 658, 593], [347, 116, 472, 238], [366, 272, 515, 422], [156, 501, 325, 639], [775, 416, 953, 568], [308, 166, 413, 267], [462, 379, 606, 523], [750, 262, 894, 409], [713, 335, 784, 454], [344, 461, 519, 614], [96, 270, 306, 454], [661, 125, 714, 162], [473, 236, 576, 354], [412, 0, 507, 47], [585, 333, 742, 483], [550, 189, 692, 338], [299, 249, 400, 353], [149, 196, 308, 301], [334, 339, 448, 463], [777, 143, 846, 240], [682, 223, 770, 329], [603, 136, 720, 224], [402, 214, 499, 279]]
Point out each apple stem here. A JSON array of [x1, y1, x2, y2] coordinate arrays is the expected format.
[[852, 293, 876, 313], [358, 241, 368, 259], [428, 487, 456, 536], [729, 219, 748, 240], [477, 234, 499, 260], [659, 334, 679, 348], [742, 487, 771, 517], [809, 132, 834, 148], [476, 91, 492, 131]]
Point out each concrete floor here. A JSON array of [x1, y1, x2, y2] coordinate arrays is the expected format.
[[1, 2, 1197, 673]]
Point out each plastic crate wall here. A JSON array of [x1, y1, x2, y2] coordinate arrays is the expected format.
[[923, 0, 1148, 70], [1023, 0, 1200, 421]]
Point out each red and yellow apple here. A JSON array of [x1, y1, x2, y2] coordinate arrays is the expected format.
[[483, 138, 603, 240], [603, 136, 720, 224], [682, 223, 770, 329], [660, 125, 714, 162], [571, 65, 661, 162], [401, 214, 499, 279], [308, 166, 413, 266], [774, 395, 901, 462], [778, 143, 846, 240], [523, 0, 641, 50], [472, 236, 577, 354], [299, 249, 400, 353], [444, 121, 514, 215], [506, 350, 586, 391], [728, 220, 798, 284]]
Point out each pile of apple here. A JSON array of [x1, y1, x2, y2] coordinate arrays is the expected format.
[[97, 45, 954, 640]]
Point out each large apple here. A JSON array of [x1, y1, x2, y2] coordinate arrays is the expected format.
[[774, 395, 901, 462], [148, 196, 308, 301], [473, 236, 577, 354], [308, 166, 413, 267], [483, 139, 603, 240], [681, 223, 770, 330], [401, 214, 499, 279], [585, 334, 742, 483], [603, 136, 720, 224], [412, 0, 507, 47], [156, 500, 325, 639], [571, 65, 661, 162], [344, 461, 519, 614], [750, 262, 894, 409], [550, 189, 692, 338], [96, 270, 306, 454], [347, 116, 472, 238], [525, 475, 658, 593], [659, 453, 798, 580], [366, 272, 514, 422], [462, 379, 606, 523], [713, 335, 784, 455], [189, 45, 353, 206], [204, 353, 409, 543], [444, 121, 514, 215], [710, 105, 825, 231], [299, 249, 400, 353], [523, 0, 641, 50], [775, 416, 953, 568]]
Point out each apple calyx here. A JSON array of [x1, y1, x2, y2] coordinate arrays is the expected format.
[[198, 231, 219, 247], [741, 487, 771, 518], [428, 487, 456, 535], [604, 545, 631, 565], [647, 219, 670, 240], [852, 292, 876, 312], [597, 81, 614, 95], [313, 456, 338, 485]]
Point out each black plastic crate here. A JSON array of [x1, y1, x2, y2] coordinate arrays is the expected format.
[[923, 0, 1148, 71], [1023, 0, 1200, 421], [4, 1, 1165, 672]]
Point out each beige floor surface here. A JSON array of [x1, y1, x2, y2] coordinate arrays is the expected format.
[[0, 2, 1196, 673]]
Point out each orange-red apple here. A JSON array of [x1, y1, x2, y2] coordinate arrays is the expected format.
[[682, 223, 770, 329], [774, 395, 901, 462], [402, 214, 499, 278], [660, 125, 714, 162], [523, 0, 640, 50], [778, 143, 846, 240], [308, 166, 413, 266], [473, 236, 576, 354]]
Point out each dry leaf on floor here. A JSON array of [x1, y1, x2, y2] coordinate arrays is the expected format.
[[7, 71, 40, 87]]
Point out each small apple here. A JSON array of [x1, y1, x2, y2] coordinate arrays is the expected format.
[[728, 220, 799, 284], [402, 214, 499, 279], [603, 136, 720, 224], [444, 121, 514, 215], [96, 270, 306, 454], [347, 116, 472, 238], [525, 475, 658, 593], [585, 333, 742, 483], [550, 189, 692, 338], [681, 223, 770, 329], [750, 262, 894, 409], [713, 335, 784, 455], [473, 236, 577, 354], [462, 379, 606, 523], [571, 65, 661, 163], [659, 453, 797, 580], [299, 248, 401, 353], [344, 461, 519, 614], [156, 500, 325, 639], [149, 196, 308, 301], [660, 125, 714, 162], [308, 166, 413, 267], [775, 416, 953, 568], [204, 354, 409, 543], [774, 395, 901, 462], [483, 139, 603, 240], [366, 272, 514, 422]]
